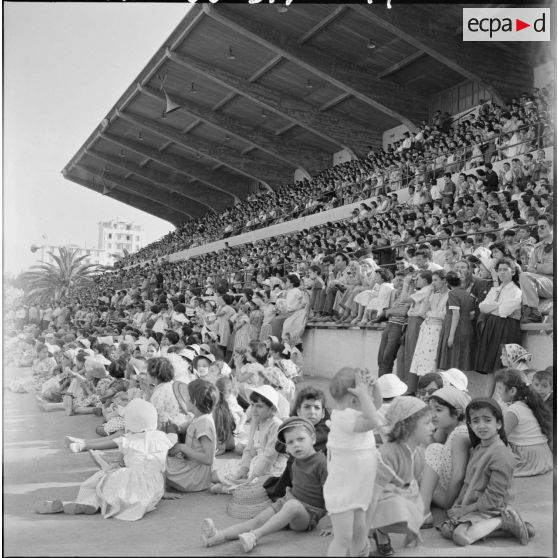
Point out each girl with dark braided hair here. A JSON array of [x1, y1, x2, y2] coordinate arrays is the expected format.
[[494, 368, 553, 477]]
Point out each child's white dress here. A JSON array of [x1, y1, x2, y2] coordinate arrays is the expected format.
[[74, 430, 175, 521], [323, 408, 377, 514]]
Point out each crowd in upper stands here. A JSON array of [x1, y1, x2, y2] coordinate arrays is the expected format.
[[119, 86, 554, 265]]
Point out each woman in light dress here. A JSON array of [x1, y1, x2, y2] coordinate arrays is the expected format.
[[280, 274, 309, 346], [410, 270, 449, 377], [355, 268, 394, 327]]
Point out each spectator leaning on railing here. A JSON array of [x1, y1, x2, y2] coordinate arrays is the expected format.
[[519, 213, 553, 324]]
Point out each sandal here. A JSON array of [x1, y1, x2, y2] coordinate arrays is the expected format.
[[501, 505, 529, 545], [35, 500, 64, 514], [62, 502, 98, 515], [371, 529, 394, 557], [201, 518, 223, 547]]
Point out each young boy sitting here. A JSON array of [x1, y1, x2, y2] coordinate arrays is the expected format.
[[531, 368, 553, 416], [201, 417, 328, 553], [264, 386, 329, 500]]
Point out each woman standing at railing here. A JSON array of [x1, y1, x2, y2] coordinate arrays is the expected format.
[[475, 258, 522, 393], [436, 271, 475, 373]]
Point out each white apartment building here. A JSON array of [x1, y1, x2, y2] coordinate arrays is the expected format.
[[98, 218, 143, 257]]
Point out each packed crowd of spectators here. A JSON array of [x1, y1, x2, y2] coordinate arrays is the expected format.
[[118, 87, 554, 266], [5, 88, 554, 374], [5, 88, 554, 553]]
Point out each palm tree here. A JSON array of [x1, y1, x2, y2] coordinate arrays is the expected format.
[[19, 247, 101, 304]]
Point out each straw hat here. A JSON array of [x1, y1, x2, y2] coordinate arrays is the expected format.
[[227, 478, 273, 520]]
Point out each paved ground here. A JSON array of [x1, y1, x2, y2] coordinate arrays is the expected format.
[[3, 366, 554, 557]]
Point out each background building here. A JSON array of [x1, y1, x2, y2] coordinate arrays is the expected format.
[[97, 218, 144, 258], [33, 219, 144, 268]]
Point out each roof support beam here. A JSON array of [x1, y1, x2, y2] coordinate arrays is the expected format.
[[297, 6, 347, 44], [167, 49, 379, 153], [249, 54, 283, 82], [84, 148, 219, 214], [377, 51, 425, 79], [99, 131, 247, 203], [319, 92, 351, 112], [76, 163, 195, 219], [351, 5, 532, 105], [204, 5, 427, 130], [115, 109, 291, 187], [139, 85, 330, 172], [211, 91, 237, 112], [64, 171, 186, 227], [275, 123, 297, 136]]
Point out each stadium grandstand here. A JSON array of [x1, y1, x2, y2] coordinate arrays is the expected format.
[[58, 4, 553, 372], [5, 3, 555, 555]]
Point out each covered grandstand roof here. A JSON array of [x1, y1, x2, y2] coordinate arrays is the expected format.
[[62, 3, 544, 226]]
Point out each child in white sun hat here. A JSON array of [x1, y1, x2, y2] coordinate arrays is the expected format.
[[375, 374, 409, 443], [210, 385, 287, 494], [440, 369, 469, 392]]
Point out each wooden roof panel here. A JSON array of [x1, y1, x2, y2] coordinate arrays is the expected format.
[[305, 9, 405, 67], [280, 127, 340, 153], [175, 17, 278, 81], [162, 143, 217, 168], [225, 4, 328, 38], [90, 136, 148, 168], [258, 59, 346, 108], [333, 97, 399, 130], [156, 58, 231, 108], [385, 55, 465, 97], [189, 122, 250, 152], [218, 95, 292, 133]]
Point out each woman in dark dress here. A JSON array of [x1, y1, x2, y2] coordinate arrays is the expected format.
[[437, 271, 475, 371], [475, 258, 522, 394]]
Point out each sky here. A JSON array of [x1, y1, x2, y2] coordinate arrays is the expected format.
[[4, 2, 193, 275]]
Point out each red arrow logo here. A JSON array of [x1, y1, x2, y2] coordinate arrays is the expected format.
[[516, 18, 530, 31]]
